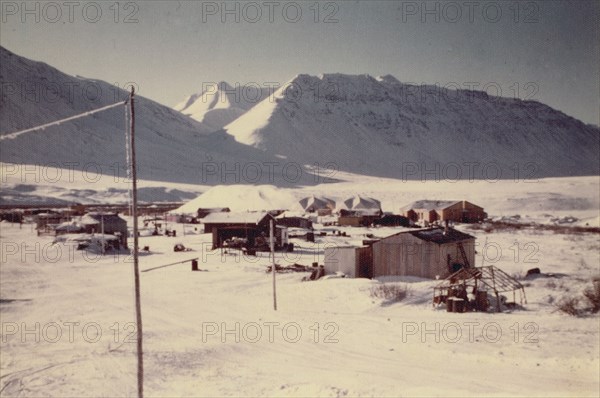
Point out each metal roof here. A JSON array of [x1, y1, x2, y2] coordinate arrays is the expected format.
[[377, 227, 474, 244], [82, 213, 126, 224], [202, 211, 271, 225], [403, 200, 459, 211], [408, 227, 474, 244]]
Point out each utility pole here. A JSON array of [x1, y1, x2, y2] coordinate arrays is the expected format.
[[270, 219, 277, 311], [100, 214, 105, 255], [129, 87, 144, 398]]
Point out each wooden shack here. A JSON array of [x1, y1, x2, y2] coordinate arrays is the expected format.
[[202, 211, 288, 250], [338, 209, 382, 227], [324, 246, 373, 278], [80, 213, 128, 247], [403, 200, 486, 224], [276, 216, 313, 229], [371, 227, 475, 279], [373, 214, 410, 227]]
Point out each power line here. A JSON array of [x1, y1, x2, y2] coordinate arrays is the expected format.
[[0, 101, 126, 141], [0, 95, 144, 396], [128, 87, 144, 398]]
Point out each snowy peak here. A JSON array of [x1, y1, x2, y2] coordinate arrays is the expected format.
[[0, 47, 323, 187], [174, 81, 274, 131], [225, 73, 599, 179], [376, 74, 402, 84]]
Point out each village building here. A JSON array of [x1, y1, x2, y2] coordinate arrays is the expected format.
[[403, 200, 486, 224], [322, 226, 475, 279], [324, 246, 373, 278], [373, 214, 410, 227], [202, 211, 288, 250], [338, 208, 382, 227], [275, 216, 313, 230], [35, 212, 68, 230], [371, 227, 475, 279], [338, 195, 383, 227], [80, 213, 128, 248], [166, 207, 230, 224]]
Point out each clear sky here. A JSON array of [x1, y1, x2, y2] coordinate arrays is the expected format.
[[1, 0, 599, 125]]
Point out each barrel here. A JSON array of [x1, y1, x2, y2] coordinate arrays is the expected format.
[[452, 298, 465, 313], [446, 298, 454, 312], [475, 291, 489, 311], [191, 259, 198, 271]]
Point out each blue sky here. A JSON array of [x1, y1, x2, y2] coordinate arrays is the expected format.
[[1, 0, 599, 125]]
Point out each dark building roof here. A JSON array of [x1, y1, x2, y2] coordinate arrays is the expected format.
[[378, 227, 474, 245], [202, 211, 272, 225], [408, 227, 474, 244], [403, 200, 459, 211], [84, 213, 126, 224]]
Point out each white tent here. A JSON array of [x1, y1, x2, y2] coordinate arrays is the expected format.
[[343, 195, 381, 210], [298, 195, 336, 212]]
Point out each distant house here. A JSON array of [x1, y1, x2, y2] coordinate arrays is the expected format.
[[371, 227, 475, 279], [36, 212, 67, 230], [403, 200, 486, 224], [338, 208, 382, 227], [324, 246, 373, 278], [54, 221, 85, 235], [80, 213, 128, 248], [0, 210, 23, 223], [276, 216, 313, 230], [166, 207, 230, 224], [202, 211, 287, 250], [373, 214, 410, 227], [197, 207, 230, 219]]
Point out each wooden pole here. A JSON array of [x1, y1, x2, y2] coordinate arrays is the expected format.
[[101, 214, 105, 255], [271, 219, 277, 311], [130, 87, 144, 398]]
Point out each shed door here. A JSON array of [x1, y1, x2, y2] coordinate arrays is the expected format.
[[357, 248, 373, 279]]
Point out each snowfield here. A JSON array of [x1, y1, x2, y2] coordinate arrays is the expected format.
[[1, 170, 599, 397]]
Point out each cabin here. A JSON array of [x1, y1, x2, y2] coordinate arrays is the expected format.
[[373, 214, 410, 227], [371, 227, 475, 279], [0, 210, 24, 223], [403, 200, 486, 224], [80, 213, 128, 248], [324, 246, 373, 278], [202, 211, 288, 250], [338, 209, 382, 227], [35, 212, 68, 230], [197, 207, 230, 219], [54, 222, 85, 235], [276, 216, 313, 230], [166, 207, 230, 224]]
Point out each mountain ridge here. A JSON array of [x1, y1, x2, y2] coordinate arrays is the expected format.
[[0, 47, 323, 187], [1, 47, 598, 187], [224, 73, 600, 179]]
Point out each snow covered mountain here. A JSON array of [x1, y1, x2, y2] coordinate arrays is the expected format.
[[0, 47, 320, 186], [2, 47, 597, 188], [225, 73, 600, 179], [174, 81, 273, 131]]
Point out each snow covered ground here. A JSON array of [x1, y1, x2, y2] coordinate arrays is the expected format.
[[0, 166, 599, 397]]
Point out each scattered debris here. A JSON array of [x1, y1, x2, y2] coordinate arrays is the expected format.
[[266, 263, 312, 273]]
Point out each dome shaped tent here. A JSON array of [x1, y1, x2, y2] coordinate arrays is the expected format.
[[298, 195, 336, 212]]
